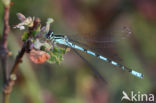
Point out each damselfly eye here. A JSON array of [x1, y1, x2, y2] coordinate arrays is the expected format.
[[46, 30, 54, 39]]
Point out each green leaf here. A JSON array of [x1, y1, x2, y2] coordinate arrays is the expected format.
[[47, 51, 62, 64], [44, 42, 51, 50], [31, 24, 41, 37], [46, 46, 67, 64], [36, 24, 41, 32], [22, 32, 29, 41], [31, 30, 37, 37]]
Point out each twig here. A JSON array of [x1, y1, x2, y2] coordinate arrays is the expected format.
[[1, 5, 10, 85], [2, 18, 41, 103], [2, 40, 30, 101], [0, 4, 10, 103]]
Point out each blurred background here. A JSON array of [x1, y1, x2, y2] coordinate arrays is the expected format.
[[0, 0, 156, 103]]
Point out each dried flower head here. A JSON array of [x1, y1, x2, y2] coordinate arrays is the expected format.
[[45, 18, 54, 32], [14, 13, 34, 30], [2, 0, 10, 6], [17, 13, 26, 22], [30, 49, 50, 64]]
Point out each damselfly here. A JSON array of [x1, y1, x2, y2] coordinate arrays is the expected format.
[[14, 13, 143, 80], [45, 30, 144, 79]]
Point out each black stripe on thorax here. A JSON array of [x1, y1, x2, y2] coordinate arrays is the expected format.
[[53, 35, 65, 38], [83, 48, 87, 52], [95, 53, 100, 58]]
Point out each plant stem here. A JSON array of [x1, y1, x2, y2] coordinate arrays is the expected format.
[[1, 5, 10, 84], [2, 18, 41, 103], [10, 41, 29, 74], [0, 5, 10, 103], [2, 40, 30, 103], [2, 93, 9, 103]]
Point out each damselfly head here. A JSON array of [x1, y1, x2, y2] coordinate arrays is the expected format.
[[46, 30, 54, 39]]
